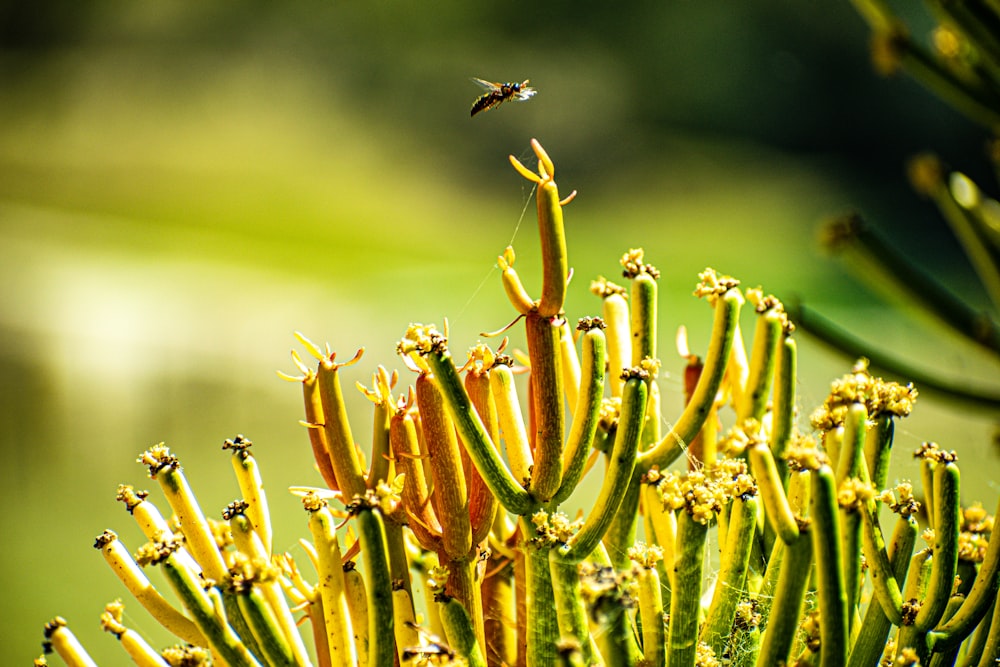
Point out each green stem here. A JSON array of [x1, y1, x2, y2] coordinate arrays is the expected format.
[[700, 495, 759, 657], [848, 513, 918, 667], [355, 506, 395, 667], [923, 457, 937, 530], [600, 288, 631, 398], [930, 167, 1000, 314], [757, 521, 813, 667], [600, 474, 641, 571], [636, 563, 666, 667], [895, 28, 1000, 130], [599, 599, 643, 667], [443, 557, 485, 658], [629, 272, 657, 365], [897, 549, 933, 654], [525, 312, 565, 502], [368, 389, 392, 490], [756, 538, 786, 629], [317, 359, 367, 501], [160, 555, 263, 667], [533, 166, 569, 319], [439, 597, 487, 667], [811, 464, 848, 667], [770, 334, 796, 481], [629, 271, 660, 447], [667, 510, 709, 667], [154, 462, 228, 583], [859, 501, 909, 626], [230, 513, 311, 666], [737, 305, 782, 424], [757, 468, 811, 629], [914, 462, 961, 633], [464, 368, 501, 546], [383, 521, 419, 661], [748, 442, 799, 545], [961, 592, 994, 666], [490, 362, 533, 488], [237, 586, 296, 667], [549, 553, 598, 666], [974, 590, 1000, 667], [554, 323, 607, 505], [307, 502, 354, 667], [864, 415, 894, 507], [838, 403, 868, 627], [729, 625, 761, 667], [928, 496, 1000, 653], [222, 591, 266, 667], [927, 596, 967, 667], [522, 522, 561, 667], [817, 213, 1000, 358]]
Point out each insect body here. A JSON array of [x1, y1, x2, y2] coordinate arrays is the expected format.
[[470, 77, 536, 117]]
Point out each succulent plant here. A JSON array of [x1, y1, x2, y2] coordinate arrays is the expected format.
[[37, 137, 999, 667]]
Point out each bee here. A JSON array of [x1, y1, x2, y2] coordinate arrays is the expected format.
[[470, 77, 536, 117]]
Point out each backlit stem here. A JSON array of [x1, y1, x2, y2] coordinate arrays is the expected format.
[[756, 521, 813, 666], [748, 441, 799, 545], [317, 353, 368, 501], [306, 499, 355, 667], [489, 361, 533, 488], [667, 510, 709, 667], [354, 503, 395, 667], [554, 321, 606, 505], [564, 374, 646, 561], [526, 312, 565, 501], [811, 463, 848, 667], [737, 301, 782, 424], [700, 494, 759, 657], [914, 461, 961, 633], [849, 513, 917, 667]]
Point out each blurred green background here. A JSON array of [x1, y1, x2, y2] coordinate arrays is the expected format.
[[2, 1, 997, 661]]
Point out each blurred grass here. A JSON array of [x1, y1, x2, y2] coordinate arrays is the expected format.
[[1, 3, 997, 662]]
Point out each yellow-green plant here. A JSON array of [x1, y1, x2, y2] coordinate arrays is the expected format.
[[39, 139, 1000, 667]]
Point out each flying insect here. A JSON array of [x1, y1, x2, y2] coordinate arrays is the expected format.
[[470, 77, 536, 117]]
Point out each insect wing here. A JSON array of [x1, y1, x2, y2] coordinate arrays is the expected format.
[[513, 86, 536, 101], [470, 77, 503, 93]]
